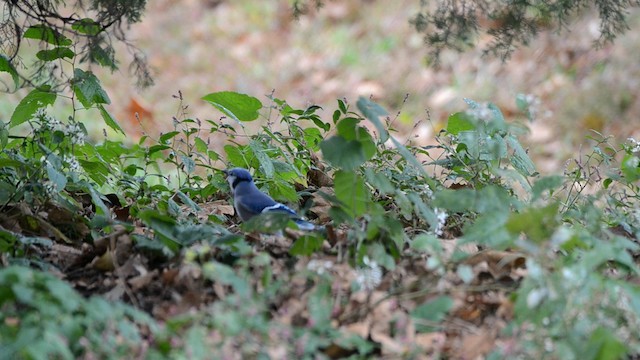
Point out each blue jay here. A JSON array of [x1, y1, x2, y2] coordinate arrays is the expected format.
[[223, 168, 320, 231]]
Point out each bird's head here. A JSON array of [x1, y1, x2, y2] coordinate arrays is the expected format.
[[223, 167, 253, 191]]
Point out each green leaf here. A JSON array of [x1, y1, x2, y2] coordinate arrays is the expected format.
[[175, 191, 201, 212], [334, 170, 370, 217], [506, 203, 559, 243], [320, 135, 372, 171], [97, 104, 124, 134], [46, 163, 67, 193], [224, 144, 249, 168], [23, 25, 72, 46], [356, 96, 389, 143], [588, 327, 627, 360], [249, 141, 274, 178], [507, 136, 536, 177], [36, 47, 75, 61], [10, 87, 56, 128], [71, 68, 110, 108], [531, 175, 564, 200], [72, 18, 102, 36], [622, 154, 640, 183], [411, 296, 454, 333], [0, 55, 20, 90], [202, 91, 262, 122], [290, 235, 324, 256], [390, 136, 428, 177], [193, 137, 208, 153], [159, 131, 180, 144], [137, 210, 181, 253], [446, 112, 476, 135]]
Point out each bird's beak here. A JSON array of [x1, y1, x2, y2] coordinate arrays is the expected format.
[[222, 169, 229, 176]]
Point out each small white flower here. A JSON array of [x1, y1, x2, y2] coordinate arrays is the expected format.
[[433, 208, 448, 236], [422, 184, 434, 199], [65, 123, 86, 145], [64, 155, 80, 172], [43, 180, 57, 196], [356, 256, 382, 291], [466, 103, 493, 121], [307, 259, 333, 275], [627, 138, 640, 153]]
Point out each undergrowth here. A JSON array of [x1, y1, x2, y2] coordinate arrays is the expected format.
[[2, 22, 640, 360]]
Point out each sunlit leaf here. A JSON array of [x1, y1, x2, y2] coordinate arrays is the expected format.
[[202, 91, 262, 122]]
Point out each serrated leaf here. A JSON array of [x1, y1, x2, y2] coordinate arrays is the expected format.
[[531, 175, 564, 200], [0, 55, 20, 90], [202, 91, 262, 122], [356, 96, 389, 143], [72, 18, 102, 36], [36, 47, 74, 61], [10, 87, 56, 128], [24, 24, 72, 46], [72, 68, 110, 108], [97, 104, 124, 134], [334, 170, 370, 217]]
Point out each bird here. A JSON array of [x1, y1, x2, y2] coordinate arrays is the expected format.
[[223, 167, 320, 231]]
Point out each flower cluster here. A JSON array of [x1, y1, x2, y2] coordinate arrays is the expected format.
[[355, 256, 382, 291], [64, 155, 81, 172], [433, 207, 448, 236], [34, 108, 61, 130], [307, 259, 333, 275], [65, 122, 86, 146], [627, 138, 640, 153]]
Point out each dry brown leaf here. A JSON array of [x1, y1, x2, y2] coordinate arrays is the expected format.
[[456, 330, 497, 360]]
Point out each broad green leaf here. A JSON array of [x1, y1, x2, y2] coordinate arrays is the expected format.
[[180, 154, 196, 174], [446, 112, 475, 135], [23, 24, 72, 46], [356, 96, 389, 143], [46, 163, 67, 193], [97, 104, 124, 134], [193, 137, 208, 153], [202, 91, 262, 122], [506, 203, 559, 243], [390, 136, 429, 177], [507, 136, 537, 177], [175, 191, 201, 212], [224, 144, 248, 168], [290, 235, 324, 256], [71, 68, 110, 108], [622, 154, 640, 183], [411, 296, 454, 333], [0, 55, 20, 89], [10, 87, 56, 128], [36, 47, 74, 61], [334, 170, 370, 217], [72, 18, 102, 36], [137, 210, 181, 252], [320, 135, 368, 171], [159, 131, 180, 144], [531, 175, 564, 200], [588, 327, 627, 360], [249, 141, 274, 178]]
